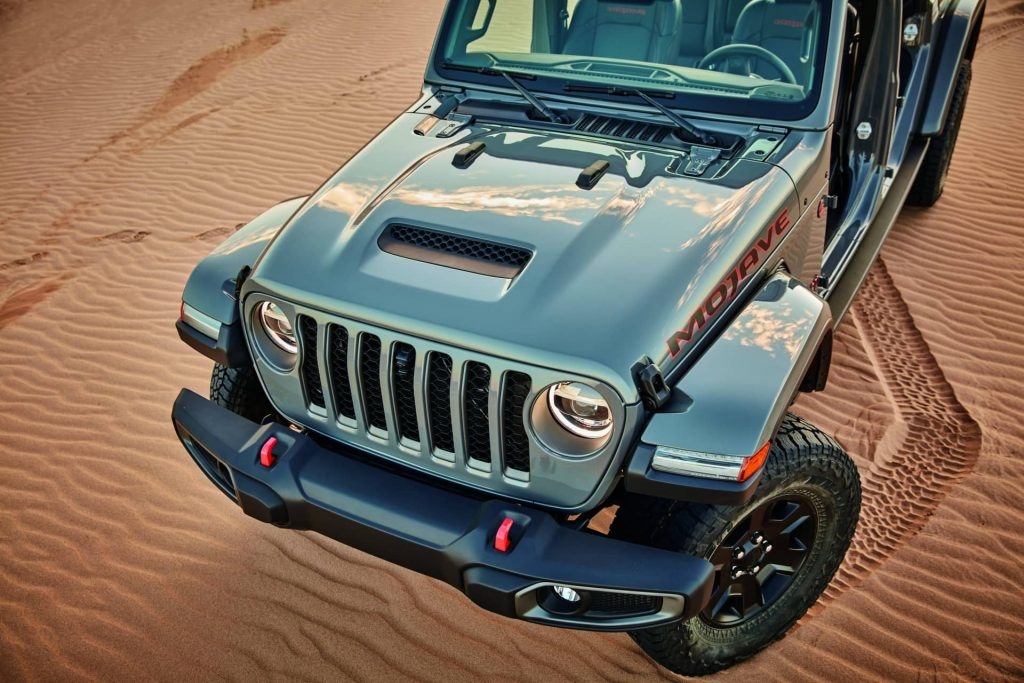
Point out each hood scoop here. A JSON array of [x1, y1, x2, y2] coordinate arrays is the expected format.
[[575, 113, 673, 144], [378, 224, 532, 279]]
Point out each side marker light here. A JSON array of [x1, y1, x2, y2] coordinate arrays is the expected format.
[[738, 442, 771, 482]]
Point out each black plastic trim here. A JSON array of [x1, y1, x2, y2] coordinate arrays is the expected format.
[[452, 140, 486, 168], [920, 0, 986, 136], [576, 160, 610, 190], [176, 318, 251, 368], [625, 443, 762, 505], [172, 389, 714, 630]]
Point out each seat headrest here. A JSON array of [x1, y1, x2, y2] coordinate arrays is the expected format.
[[594, 0, 677, 31]]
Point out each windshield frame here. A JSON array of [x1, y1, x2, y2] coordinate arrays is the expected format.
[[426, 0, 841, 127]]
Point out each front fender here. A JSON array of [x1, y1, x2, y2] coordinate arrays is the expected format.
[[626, 273, 832, 504], [182, 196, 308, 325], [920, 0, 985, 136], [178, 196, 308, 366]]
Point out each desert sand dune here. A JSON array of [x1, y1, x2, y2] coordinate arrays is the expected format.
[[1, 1, 1022, 681]]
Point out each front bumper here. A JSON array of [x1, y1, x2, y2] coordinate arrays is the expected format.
[[171, 389, 714, 631]]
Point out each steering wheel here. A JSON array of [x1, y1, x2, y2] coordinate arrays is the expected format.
[[697, 44, 797, 85]]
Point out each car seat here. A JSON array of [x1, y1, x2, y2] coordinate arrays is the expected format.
[[562, 0, 683, 64]]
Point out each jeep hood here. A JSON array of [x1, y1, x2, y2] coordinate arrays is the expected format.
[[250, 114, 800, 400]]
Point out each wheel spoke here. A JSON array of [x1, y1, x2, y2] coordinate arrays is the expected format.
[[762, 500, 814, 541], [780, 513, 812, 538], [738, 574, 765, 615], [706, 580, 734, 620], [767, 544, 807, 573]]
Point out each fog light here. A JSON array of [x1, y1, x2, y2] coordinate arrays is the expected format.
[[553, 585, 581, 603]]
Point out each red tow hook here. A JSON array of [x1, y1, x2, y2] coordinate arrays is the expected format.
[[259, 436, 279, 468], [494, 517, 515, 552]]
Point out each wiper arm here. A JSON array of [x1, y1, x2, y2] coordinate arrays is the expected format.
[[442, 60, 564, 124], [563, 84, 717, 146], [495, 69, 565, 124], [633, 90, 717, 146]]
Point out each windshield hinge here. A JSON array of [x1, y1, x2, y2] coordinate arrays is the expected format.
[[632, 356, 671, 411], [683, 146, 721, 176]]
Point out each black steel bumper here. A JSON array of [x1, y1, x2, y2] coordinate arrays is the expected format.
[[171, 389, 714, 631]]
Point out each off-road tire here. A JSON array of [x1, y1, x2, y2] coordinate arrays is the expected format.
[[610, 414, 861, 676], [210, 362, 277, 424], [907, 61, 972, 207]]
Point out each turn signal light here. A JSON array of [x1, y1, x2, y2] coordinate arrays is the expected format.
[[651, 442, 771, 482], [737, 442, 771, 482]]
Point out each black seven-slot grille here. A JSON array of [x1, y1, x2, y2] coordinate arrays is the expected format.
[[378, 224, 532, 279], [296, 315, 533, 478]]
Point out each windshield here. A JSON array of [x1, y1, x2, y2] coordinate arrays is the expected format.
[[434, 0, 830, 120]]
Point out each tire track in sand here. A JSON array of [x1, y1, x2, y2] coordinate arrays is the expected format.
[[89, 27, 286, 159], [819, 259, 982, 602]]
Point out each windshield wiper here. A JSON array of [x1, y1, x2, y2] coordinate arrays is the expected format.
[[563, 84, 717, 146], [442, 60, 565, 124]]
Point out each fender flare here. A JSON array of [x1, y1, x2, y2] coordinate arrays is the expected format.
[[625, 273, 833, 504], [178, 196, 308, 366], [919, 0, 985, 137]]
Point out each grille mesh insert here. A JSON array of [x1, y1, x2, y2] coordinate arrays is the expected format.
[[427, 353, 455, 452], [588, 592, 660, 615], [463, 361, 492, 463], [327, 325, 355, 419], [298, 316, 324, 409], [359, 334, 387, 431], [502, 372, 532, 472], [392, 342, 419, 442]]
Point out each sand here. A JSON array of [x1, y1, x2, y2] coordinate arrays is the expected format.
[[1, 1, 1022, 680]]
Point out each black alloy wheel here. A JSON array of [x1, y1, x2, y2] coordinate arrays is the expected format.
[[701, 494, 817, 627]]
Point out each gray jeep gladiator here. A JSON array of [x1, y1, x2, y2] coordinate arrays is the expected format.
[[171, 0, 982, 674]]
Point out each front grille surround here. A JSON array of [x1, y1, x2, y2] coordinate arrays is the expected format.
[[246, 298, 631, 510]]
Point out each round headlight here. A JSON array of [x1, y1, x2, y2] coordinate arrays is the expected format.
[[547, 382, 612, 438], [256, 301, 297, 354]]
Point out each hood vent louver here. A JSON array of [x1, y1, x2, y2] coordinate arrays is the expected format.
[[378, 224, 532, 279], [576, 114, 673, 144]]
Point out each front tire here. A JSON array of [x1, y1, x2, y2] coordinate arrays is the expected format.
[[610, 414, 861, 676], [210, 362, 277, 424]]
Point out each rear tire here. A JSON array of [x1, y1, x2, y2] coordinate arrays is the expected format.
[[210, 362, 277, 424], [610, 414, 861, 676], [907, 61, 972, 207]]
